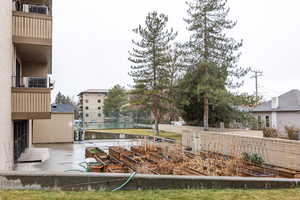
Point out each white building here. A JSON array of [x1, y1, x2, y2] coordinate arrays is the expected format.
[[78, 89, 108, 123], [252, 89, 300, 133]]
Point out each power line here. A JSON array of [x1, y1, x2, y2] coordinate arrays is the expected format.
[[250, 69, 263, 100], [259, 86, 284, 96]]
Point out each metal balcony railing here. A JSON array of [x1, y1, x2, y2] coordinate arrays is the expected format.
[[12, 76, 54, 88]]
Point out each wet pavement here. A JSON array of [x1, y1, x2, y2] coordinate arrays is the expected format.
[[15, 139, 141, 172]]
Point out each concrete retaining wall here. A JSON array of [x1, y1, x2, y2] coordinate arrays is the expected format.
[[158, 124, 262, 137], [0, 172, 299, 190], [85, 131, 145, 140], [159, 124, 204, 135], [184, 131, 300, 170]]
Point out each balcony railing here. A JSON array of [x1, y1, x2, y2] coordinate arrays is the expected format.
[[12, 11, 52, 45], [11, 76, 52, 120], [12, 76, 53, 88]]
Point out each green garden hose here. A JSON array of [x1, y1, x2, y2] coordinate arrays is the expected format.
[[64, 161, 136, 192], [64, 162, 88, 173], [112, 172, 137, 192]]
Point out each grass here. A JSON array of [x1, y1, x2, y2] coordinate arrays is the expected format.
[[1, 189, 300, 200], [88, 129, 182, 141]]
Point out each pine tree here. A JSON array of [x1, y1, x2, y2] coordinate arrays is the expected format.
[[103, 85, 128, 120], [129, 11, 177, 134], [184, 0, 248, 130], [165, 47, 184, 121], [55, 91, 75, 105], [55, 92, 63, 104]]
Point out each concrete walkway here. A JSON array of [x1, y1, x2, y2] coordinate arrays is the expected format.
[[15, 139, 140, 172]]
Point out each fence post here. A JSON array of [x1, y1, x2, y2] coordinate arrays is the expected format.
[[220, 122, 225, 132], [192, 132, 198, 153]]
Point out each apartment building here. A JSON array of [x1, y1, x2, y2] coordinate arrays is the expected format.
[[0, 0, 53, 170], [78, 89, 108, 123]]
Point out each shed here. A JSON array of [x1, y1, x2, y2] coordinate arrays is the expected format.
[[33, 104, 75, 144]]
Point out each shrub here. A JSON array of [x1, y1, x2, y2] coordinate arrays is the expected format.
[[242, 152, 250, 162], [242, 152, 264, 165], [285, 126, 299, 140], [263, 128, 278, 138]]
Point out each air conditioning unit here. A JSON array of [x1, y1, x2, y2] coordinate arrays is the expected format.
[[29, 5, 48, 15], [23, 77, 48, 88], [22, 4, 29, 13], [12, 1, 16, 11], [23, 77, 30, 87]]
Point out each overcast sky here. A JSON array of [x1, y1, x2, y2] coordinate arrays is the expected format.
[[52, 0, 300, 101]]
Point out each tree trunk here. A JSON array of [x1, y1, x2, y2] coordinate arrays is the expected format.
[[152, 103, 160, 136], [203, 94, 209, 131], [154, 117, 159, 135], [203, 12, 209, 131]]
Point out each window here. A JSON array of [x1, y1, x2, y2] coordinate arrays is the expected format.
[[98, 99, 101, 103], [85, 113, 89, 117], [85, 99, 89, 103], [266, 116, 270, 128], [85, 106, 89, 110], [98, 107, 101, 110], [98, 113, 102, 117]]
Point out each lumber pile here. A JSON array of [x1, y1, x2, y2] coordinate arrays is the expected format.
[[84, 144, 300, 178]]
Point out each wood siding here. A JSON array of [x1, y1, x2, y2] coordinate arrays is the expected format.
[[12, 11, 52, 46], [33, 113, 74, 144], [12, 88, 51, 119]]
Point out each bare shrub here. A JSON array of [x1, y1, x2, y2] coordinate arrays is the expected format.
[[263, 128, 278, 138], [285, 126, 299, 140]]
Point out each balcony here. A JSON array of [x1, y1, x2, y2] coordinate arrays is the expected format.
[[12, 77, 52, 120], [12, 11, 52, 46], [12, 11, 52, 73]]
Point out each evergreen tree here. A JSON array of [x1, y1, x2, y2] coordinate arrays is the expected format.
[[129, 11, 177, 134], [184, 0, 249, 130], [103, 85, 128, 120], [176, 68, 255, 127], [165, 47, 184, 121], [55, 91, 75, 105]]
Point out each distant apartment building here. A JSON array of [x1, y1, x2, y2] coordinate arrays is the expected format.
[[78, 89, 108, 123], [0, 0, 53, 170]]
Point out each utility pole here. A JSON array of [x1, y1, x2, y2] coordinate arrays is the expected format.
[[251, 70, 263, 100]]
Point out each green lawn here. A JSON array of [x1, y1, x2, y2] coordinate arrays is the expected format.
[[1, 189, 300, 200], [88, 129, 182, 141]]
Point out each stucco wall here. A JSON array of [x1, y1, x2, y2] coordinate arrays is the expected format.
[[253, 111, 300, 134], [277, 112, 300, 133], [0, 0, 14, 170], [158, 124, 203, 135], [33, 113, 74, 144]]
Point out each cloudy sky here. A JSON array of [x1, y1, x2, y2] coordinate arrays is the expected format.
[[52, 0, 300, 101]]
